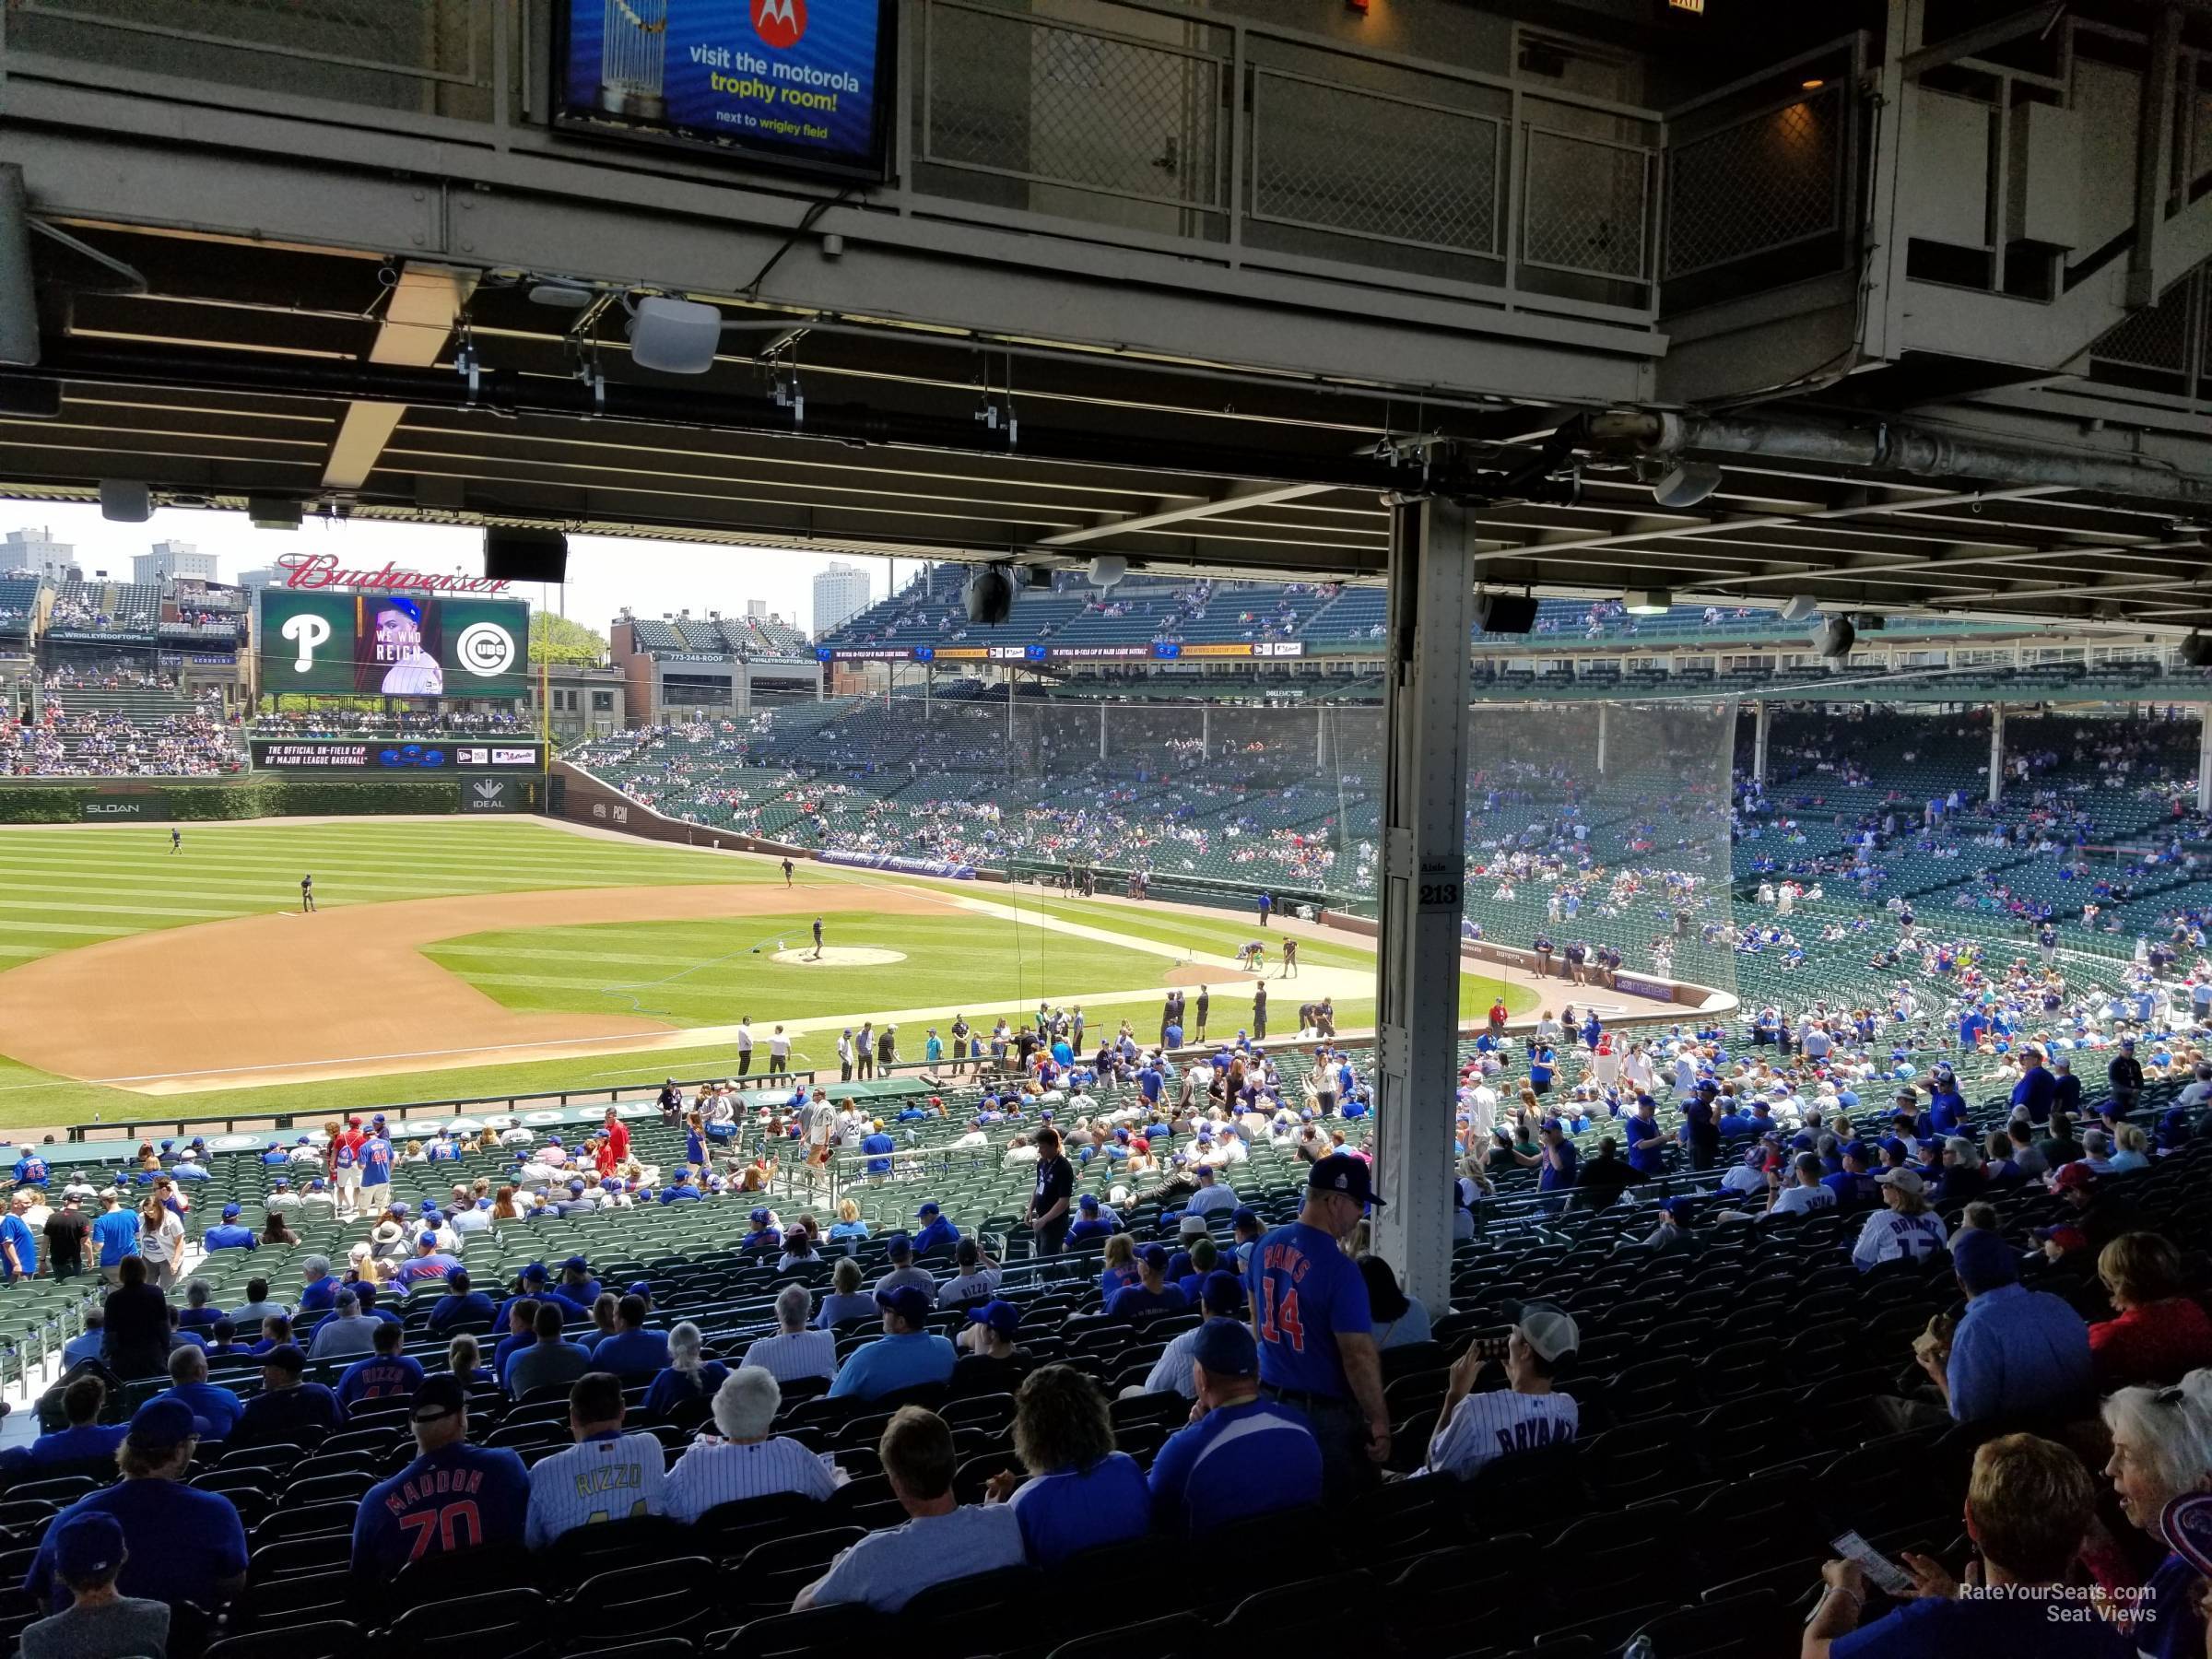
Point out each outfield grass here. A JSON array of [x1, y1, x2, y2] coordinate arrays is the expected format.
[[0, 819, 782, 968], [422, 912, 1192, 1026], [1005, 888, 1536, 1030]]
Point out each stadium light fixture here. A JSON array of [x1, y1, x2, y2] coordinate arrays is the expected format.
[[1622, 589, 1672, 616]]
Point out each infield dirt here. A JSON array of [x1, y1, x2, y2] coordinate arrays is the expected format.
[[0, 883, 941, 1093]]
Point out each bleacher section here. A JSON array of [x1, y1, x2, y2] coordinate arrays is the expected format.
[[818, 570, 2019, 660], [0, 577, 37, 644], [44, 579, 158, 637], [7, 681, 242, 776], [629, 614, 812, 657]]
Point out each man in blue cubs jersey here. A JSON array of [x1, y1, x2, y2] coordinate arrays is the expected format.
[[1243, 1153, 1388, 1495], [1147, 1320, 1320, 1534], [352, 1376, 528, 1580], [335, 1322, 426, 1416], [359, 1132, 394, 1216]]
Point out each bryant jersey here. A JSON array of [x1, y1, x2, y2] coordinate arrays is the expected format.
[[1425, 1390, 1579, 1481], [354, 1442, 530, 1576], [524, 1430, 667, 1548]]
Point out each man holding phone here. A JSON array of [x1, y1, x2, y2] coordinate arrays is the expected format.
[[1801, 1432, 2125, 1657], [1423, 1304, 1580, 1481]]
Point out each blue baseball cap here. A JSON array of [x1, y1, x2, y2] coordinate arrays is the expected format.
[[127, 1397, 196, 1453], [1230, 1206, 1260, 1228], [52, 1512, 126, 1583], [967, 1300, 1020, 1338], [877, 1284, 932, 1324], [1191, 1320, 1258, 1378], [1077, 1194, 1100, 1212], [1200, 1270, 1243, 1315], [562, 1256, 588, 1272], [391, 1202, 409, 1215], [221, 1204, 241, 1219], [916, 1201, 941, 1218], [628, 1280, 652, 1298], [521, 1262, 548, 1281], [749, 1207, 771, 1224], [1307, 1152, 1383, 1208], [418, 1232, 439, 1250], [1140, 1244, 1171, 1272]]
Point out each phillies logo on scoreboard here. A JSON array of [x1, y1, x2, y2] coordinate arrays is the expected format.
[[754, 0, 808, 50]]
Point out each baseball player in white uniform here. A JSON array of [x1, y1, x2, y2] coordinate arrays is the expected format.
[[524, 1372, 667, 1547]]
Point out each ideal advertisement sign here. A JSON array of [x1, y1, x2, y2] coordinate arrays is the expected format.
[[463, 777, 535, 813], [554, 0, 896, 182]]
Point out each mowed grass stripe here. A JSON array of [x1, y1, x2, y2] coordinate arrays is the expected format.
[[1014, 894, 1378, 970], [426, 913, 1183, 1028]]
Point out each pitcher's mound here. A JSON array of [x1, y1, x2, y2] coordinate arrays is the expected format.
[[1166, 963, 1241, 986], [772, 947, 907, 967]]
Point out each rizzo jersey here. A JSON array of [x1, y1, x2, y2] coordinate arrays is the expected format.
[[524, 1430, 667, 1548]]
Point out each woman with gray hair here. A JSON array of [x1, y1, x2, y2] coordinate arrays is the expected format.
[[662, 1365, 838, 1520], [2082, 1371, 2212, 1657], [642, 1320, 729, 1417], [1934, 1135, 1987, 1205]]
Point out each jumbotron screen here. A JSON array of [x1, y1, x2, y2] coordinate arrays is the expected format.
[[255, 592, 529, 699]]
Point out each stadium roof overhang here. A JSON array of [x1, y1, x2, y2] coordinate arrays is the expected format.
[[5, 224, 2212, 636]]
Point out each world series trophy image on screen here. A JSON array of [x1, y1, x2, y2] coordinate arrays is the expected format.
[[372, 594, 444, 696]]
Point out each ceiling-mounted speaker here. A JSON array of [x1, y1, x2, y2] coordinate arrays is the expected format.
[[1777, 595, 1819, 624], [963, 564, 1014, 625], [484, 525, 569, 583], [2180, 634, 2212, 667], [99, 479, 150, 524], [1475, 593, 1539, 634], [1811, 616, 1856, 660]]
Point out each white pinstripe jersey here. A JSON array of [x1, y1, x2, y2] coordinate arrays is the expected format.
[[663, 1435, 839, 1523], [739, 1330, 840, 1384], [523, 1430, 667, 1547], [1425, 1390, 1578, 1481]]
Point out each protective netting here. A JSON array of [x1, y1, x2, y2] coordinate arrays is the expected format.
[[1455, 700, 1741, 1010], [563, 683, 1742, 1013]]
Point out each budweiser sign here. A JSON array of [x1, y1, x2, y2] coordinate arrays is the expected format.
[[276, 552, 512, 594]]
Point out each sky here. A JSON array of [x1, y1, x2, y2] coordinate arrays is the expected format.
[[6, 504, 897, 638]]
